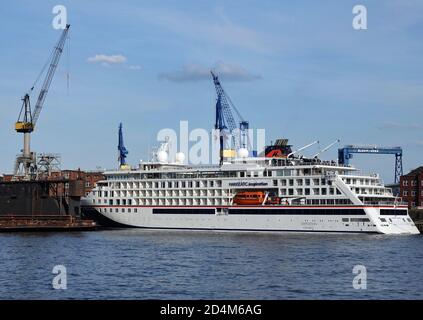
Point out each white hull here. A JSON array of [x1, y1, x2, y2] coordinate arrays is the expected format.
[[82, 205, 420, 235]]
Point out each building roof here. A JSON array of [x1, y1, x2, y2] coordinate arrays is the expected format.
[[404, 166, 423, 177]]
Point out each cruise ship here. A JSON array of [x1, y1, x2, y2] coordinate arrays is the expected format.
[[82, 72, 419, 235], [82, 139, 419, 235]]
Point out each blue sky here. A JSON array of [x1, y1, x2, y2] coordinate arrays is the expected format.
[[0, 0, 422, 183]]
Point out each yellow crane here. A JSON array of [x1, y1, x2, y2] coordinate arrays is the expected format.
[[14, 24, 70, 177]]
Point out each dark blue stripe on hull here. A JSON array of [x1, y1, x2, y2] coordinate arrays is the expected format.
[[151, 208, 368, 215]]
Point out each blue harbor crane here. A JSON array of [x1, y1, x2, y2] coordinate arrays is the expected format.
[[211, 71, 252, 164], [338, 145, 403, 183], [118, 123, 129, 169]]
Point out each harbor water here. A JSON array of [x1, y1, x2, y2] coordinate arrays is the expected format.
[[0, 230, 422, 299]]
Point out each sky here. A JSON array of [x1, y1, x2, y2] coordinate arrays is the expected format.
[[0, 0, 422, 183]]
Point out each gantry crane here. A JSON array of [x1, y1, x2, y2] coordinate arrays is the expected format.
[[14, 24, 70, 177], [211, 71, 252, 164], [338, 145, 403, 183]]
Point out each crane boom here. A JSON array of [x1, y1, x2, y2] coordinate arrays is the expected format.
[[211, 71, 239, 134], [118, 123, 129, 167], [14, 25, 70, 177], [211, 71, 252, 160], [32, 24, 70, 126]]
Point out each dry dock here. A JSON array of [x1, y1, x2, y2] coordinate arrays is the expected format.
[[0, 179, 96, 231]]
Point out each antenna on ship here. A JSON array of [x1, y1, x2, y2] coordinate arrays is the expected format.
[[287, 140, 319, 158], [312, 139, 340, 159]]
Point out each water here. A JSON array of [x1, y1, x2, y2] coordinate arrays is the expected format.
[[0, 230, 422, 299]]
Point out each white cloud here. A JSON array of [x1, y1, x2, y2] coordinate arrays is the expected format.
[[159, 62, 261, 82], [87, 54, 127, 65]]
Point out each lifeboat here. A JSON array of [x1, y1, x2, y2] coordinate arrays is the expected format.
[[233, 191, 266, 205]]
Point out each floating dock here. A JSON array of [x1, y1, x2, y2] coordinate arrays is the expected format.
[[0, 179, 96, 231]]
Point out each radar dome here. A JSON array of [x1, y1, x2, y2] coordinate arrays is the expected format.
[[175, 152, 185, 164], [237, 148, 249, 158], [157, 151, 168, 163]]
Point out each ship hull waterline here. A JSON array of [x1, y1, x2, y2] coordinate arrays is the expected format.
[[82, 205, 420, 235]]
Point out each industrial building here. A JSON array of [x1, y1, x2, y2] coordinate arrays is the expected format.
[[400, 166, 423, 208]]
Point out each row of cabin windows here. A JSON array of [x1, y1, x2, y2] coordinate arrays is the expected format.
[[280, 178, 329, 186], [344, 178, 378, 186], [109, 172, 237, 180], [109, 178, 333, 190], [108, 180, 221, 190], [93, 197, 231, 205], [297, 199, 352, 205], [98, 208, 138, 214], [247, 169, 325, 178], [280, 188, 340, 196]]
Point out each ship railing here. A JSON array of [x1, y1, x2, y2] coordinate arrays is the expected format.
[[361, 200, 408, 206], [339, 171, 380, 178], [296, 160, 343, 167]]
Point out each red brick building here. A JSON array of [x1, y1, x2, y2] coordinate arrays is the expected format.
[[400, 166, 423, 208]]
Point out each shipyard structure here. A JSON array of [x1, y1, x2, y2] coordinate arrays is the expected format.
[[0, 25, 99, 231]]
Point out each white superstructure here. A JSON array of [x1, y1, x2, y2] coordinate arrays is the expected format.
[[82, 151, 419, 235]]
